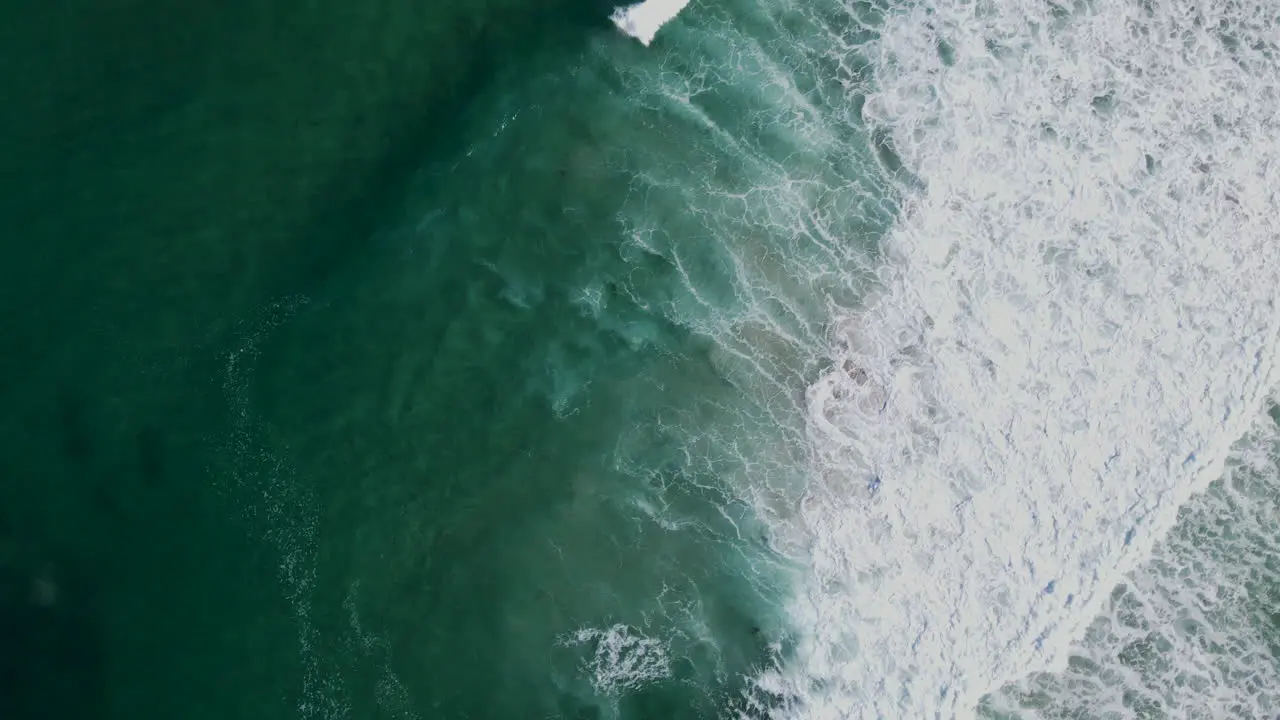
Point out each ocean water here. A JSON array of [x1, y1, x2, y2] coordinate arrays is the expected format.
[[3, 0, 1279, 718]]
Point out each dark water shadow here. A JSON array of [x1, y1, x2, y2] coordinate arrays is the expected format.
[[0, 532, 106, 720]]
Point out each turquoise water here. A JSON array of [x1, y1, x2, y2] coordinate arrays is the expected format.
[[228, 5, 891, 715], [4, 0, 1280, 718]]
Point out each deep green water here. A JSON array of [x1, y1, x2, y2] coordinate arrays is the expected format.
[[0, 0, 822, 717], [0, 1, 642, 717]]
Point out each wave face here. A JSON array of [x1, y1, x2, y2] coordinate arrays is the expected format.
[[227, 0, 1280, 717]]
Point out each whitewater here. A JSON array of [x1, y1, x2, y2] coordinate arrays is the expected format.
[[611, 0, 691, 46], [611, 0, 1280, 717]]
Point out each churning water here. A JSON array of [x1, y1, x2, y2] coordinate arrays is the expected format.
[[215, 0, 1280, 717]]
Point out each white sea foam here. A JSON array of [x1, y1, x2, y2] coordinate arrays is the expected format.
[[561, 624, 673, 696], [985, 406, 1280, 718], [724, 0, 1280, 717], [611, 0, 692, 46]]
